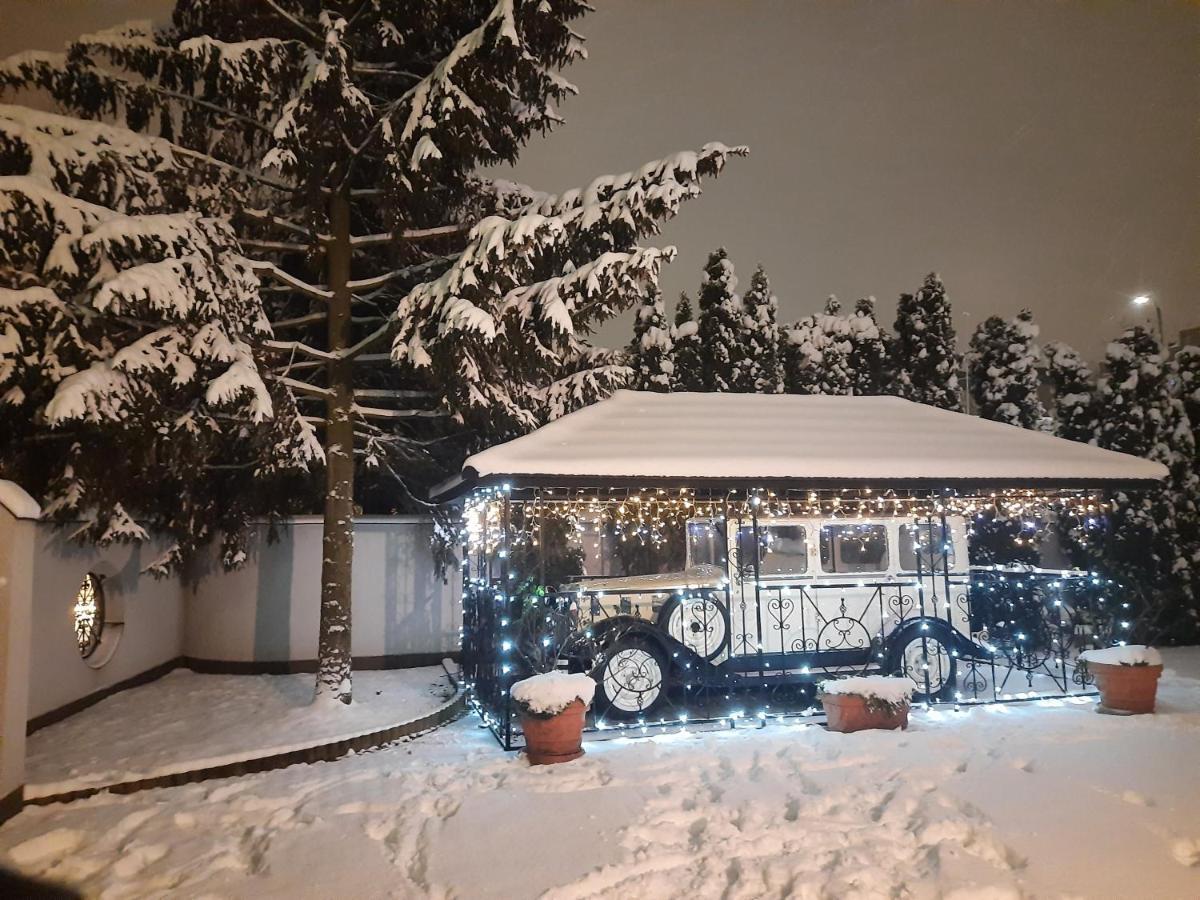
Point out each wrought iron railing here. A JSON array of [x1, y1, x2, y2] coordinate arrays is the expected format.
[[461, 567, 1114, 750]]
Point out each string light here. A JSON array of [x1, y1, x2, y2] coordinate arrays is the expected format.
[[458, 483, 1125, 749]]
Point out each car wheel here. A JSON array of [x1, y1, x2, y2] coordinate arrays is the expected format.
[[592, 638, 670, 721], [888, 628, 957, 701], [660, 595, 728, 660]]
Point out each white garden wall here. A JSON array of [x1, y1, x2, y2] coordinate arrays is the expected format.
[[185, 517, 460, 665], [0, 485, 37, 816], [25, 530, 187, 723], [0, 483, 459, 733]]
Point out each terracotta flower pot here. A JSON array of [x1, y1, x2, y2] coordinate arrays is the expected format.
[[822, 693, 909, 733], [1088, 662, 1163, 715], [520, 699, 587, 765]]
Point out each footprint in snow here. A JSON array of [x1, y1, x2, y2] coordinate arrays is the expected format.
[[1121, 790, 1153, 807], [1169, 837, 1200, 867]]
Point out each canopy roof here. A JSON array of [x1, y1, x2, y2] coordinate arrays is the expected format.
[[435, 391, 1166, 500]]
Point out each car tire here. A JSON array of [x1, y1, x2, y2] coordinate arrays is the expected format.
[[592, 637, 671, 722], [887, 627, 958, 701]]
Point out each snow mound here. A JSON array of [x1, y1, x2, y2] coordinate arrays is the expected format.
[[511, 672, 596, 717], [1078, 645, 1163, 667], [819, 675, 914, 704]]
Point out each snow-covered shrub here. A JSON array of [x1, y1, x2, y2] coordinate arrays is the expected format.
[[511, 671, 596, 719]]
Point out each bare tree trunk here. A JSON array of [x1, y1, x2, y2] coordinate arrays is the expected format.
[[316, 189, 354, 704]]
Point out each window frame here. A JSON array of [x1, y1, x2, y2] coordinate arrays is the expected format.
[[818, 524, 890, 574], [736, 523, 809, 578]]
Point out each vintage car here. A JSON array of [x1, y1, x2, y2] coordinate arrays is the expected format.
[[558, 515, 986, 719]]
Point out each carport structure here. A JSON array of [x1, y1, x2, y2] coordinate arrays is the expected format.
[[433, 391, 1166, 749]]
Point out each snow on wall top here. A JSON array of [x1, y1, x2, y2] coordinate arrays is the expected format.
[[0, 480, 41, 520], [460, 391, 1167, 487]]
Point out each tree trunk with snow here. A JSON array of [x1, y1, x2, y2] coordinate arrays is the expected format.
[[317, 190, 354, 704]]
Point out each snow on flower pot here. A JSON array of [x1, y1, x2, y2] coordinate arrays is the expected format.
[[819, 676, 913, 733], [511, 672, 597, 765], [1078, 645, 1163, 715]]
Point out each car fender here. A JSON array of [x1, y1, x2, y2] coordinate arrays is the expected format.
[[885, 617, 979, 662]]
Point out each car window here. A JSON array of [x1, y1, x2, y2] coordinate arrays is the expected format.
[[686, 519, 724, 567], [899, 523, 955, 571], [736, 524, 808, 577], [820, 524, 889, 573]]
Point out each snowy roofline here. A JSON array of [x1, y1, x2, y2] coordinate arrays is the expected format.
[[432, 391, 1167, 501]]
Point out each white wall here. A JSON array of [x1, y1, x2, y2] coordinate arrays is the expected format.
[[0, 485, 37, 806], [3, 511, 459, 726], [184, 517, 460, 663], [25, 530, 186, 721]]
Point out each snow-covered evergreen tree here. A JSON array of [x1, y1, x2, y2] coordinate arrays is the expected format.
[[670, 292, 705, 392], [893, 273, 962, 411], [738, 264, 781, 393], [781, 296, 853, 395], [696, 247, 744, 392], [846, 296, 891, 396], [1094, 327, 1200, 641], [1044, 340, 1099, 444], [1177, 344, 1200, 476], [0, 105, 319, 575], [968, 309, 1047, 429], [627, 284, 673, 392], [2, 4, 745, 701]]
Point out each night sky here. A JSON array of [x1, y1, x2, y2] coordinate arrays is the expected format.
[[4, 0, 1196, 358]]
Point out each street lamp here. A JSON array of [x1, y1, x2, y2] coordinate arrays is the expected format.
[[1131, 294, 1165, 347]]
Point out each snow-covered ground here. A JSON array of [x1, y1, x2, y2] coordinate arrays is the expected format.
[[4, 649, 1199, 899], [25, 667, 457, 797]]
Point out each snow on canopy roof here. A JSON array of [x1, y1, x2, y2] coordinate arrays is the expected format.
[[443, 391, 1166, 496]]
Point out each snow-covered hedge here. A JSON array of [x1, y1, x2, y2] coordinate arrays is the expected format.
[[1078, 645, 1163, 667], [511, 672, 596, 719], [819, 676, 913, 715]]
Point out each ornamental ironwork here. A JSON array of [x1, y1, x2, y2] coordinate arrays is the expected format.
[[73, 573, 104, 659], [457, 488, 1125, 751]]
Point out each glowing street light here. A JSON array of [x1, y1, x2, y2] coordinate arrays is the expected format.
[[1130, 293, 1164, 346]]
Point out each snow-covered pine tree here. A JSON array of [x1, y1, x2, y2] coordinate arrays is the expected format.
[[671, 292, 705, 392], [738, 264, 781, 393], [4, 4, 745, 702], [781, 296, 853, 395], [627, 284, 673, 392], [1043, 340, 1103, 567], [1094, 327, 1200, 641], [965, 311, 1048, 564], [1178, 345, 1200, 476], [893, 273, 962, 411], [846, 296, 891, 396], [967, 309, 1047, 429], [0, 106, 319, 574], [696, 248, 744, 392], [1044, 340, 1099, 444]]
